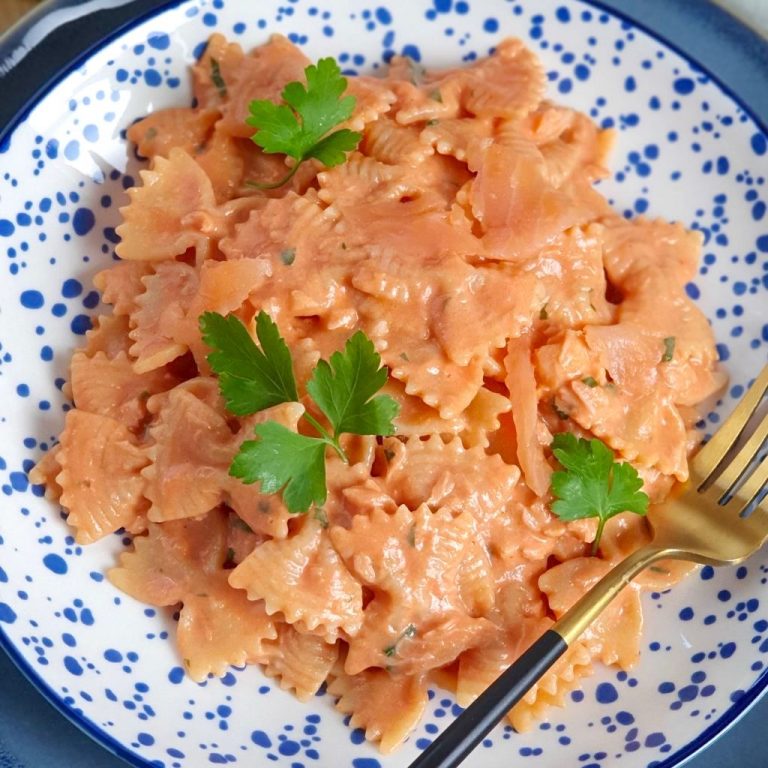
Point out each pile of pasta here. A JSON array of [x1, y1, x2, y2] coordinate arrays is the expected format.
[[32, 34, 726, 751]]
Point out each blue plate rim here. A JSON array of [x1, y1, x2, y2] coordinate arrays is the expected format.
[[0, 1, 766, 767]]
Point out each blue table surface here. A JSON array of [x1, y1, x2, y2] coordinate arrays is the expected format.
[[1, 0, 767, 766]]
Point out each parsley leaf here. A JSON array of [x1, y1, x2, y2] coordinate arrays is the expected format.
[[203, 311, 400, 514], [200, 311, 298, 416], [246, 57, 362, 189], [307, 331, 399, 440], [231, 422, 328, 513], [550, 432, 649, 554]]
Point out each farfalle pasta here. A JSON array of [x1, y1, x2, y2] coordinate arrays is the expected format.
[[32, 33, 725, 752]]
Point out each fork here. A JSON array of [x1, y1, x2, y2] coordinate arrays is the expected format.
[[409, 364, 768, 768]]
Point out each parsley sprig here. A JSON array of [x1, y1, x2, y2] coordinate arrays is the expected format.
[[246, 57, 362, 189], [549, 433, 649, 555], [199, 311, 399, 513]]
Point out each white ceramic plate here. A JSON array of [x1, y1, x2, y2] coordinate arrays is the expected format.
[[0, 1, 767, 767]]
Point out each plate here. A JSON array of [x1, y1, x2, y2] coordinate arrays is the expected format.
[[0, 1, 767, 767]]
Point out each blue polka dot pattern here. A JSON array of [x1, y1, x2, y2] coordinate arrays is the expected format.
[[0, 1, 766, 768]]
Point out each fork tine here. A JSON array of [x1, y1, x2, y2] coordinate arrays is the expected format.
[[711, 410, 768, 498], [732, 455, 768, 517], [692, 364, 768, 484]]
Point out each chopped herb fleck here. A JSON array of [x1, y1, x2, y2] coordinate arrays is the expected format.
[[232, 517, 254, 532], [406, 56, 426, 86], [661, 336, 676, 362], [383, 623, 418, 658], [406, 523, 416, 547], [649, 565, 670, 574], [313, 507, 329, 529], [429, 89, 443, 102], [384, 448, 396, 462], [144, 127, 158, 141], [582, 376, 598, 388], [224, 547, 236, 566], [426, 119, 439, 126], [280, 247, 296, 266], [539, 304, 549, 320], [341, 242, 347, 250], [553, 401, 570, 420], [399, 352, 410, 362], [210, 58, 227, 98]]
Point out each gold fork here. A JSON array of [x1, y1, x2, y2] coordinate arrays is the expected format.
[[410, 363, 768, 768]]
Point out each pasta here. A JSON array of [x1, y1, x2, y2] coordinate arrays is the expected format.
[[31, 32, 727, 753]]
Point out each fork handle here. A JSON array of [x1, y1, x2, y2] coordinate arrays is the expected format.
[[408, 629, 567, 768], [408, 545, 669, 768]]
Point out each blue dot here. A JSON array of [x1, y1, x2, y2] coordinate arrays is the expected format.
[[352, 761, 382, 768], [45, 139, 59, 159], [203, 12, 217, 26], [20, 290, 44, 309], [61, 278, 83, 298], [0, 603, 17, 624], [483, 17, 499, 33], [144, 69, 162, 87], [596, 682, 618, 703], [674, 77, 695, 95], [375, 7, 392, 24], [63, 655, 83, 676], [556, 7, 571, 22], [70, 315, 92, 335], [137, 732, 155, 746], [720, 642, 737, 658], [756, 234, 768, 252], [574, 64, 590, 81], [679, 607, 694, 621], [9, 472, 28, 492], [64, 140, 80, 160], [251, 730, 272, 748], [0, 219, 14, 237], [402, 44, 421, 61], [148, 32, 170, 50], [278, 740, 300, 756], [43, 554, 68, 574], [752, 133, 767, 156], [83, 124, 99, 142], [72, 208, 95, 236]]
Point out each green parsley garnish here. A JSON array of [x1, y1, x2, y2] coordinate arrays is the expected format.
[[550, 432, 649, 555], [661, 336, 676, 363], [210, 58, 227, 98], [200, 311, 399, 513], [280, 248, 296, 266], [582, 376, 599, 388], [383, 624, 417, 657], [246, 57, 362, 189]]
